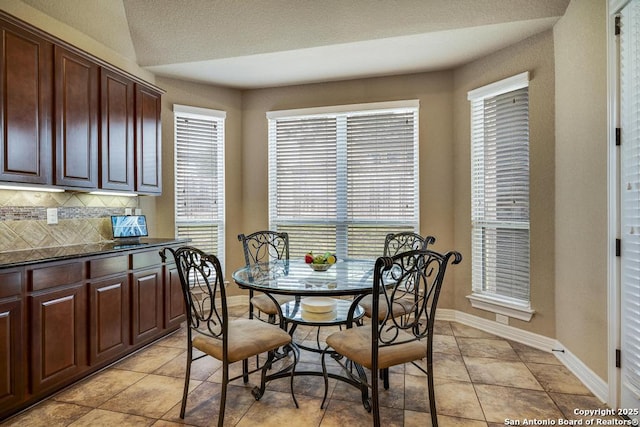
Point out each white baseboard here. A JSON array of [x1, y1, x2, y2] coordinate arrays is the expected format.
[[552, 344, 609, 403], [436, 308, 609, 403]]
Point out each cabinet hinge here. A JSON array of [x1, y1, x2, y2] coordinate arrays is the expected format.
[[616, 349, 621, 368], [616, 128, 621, 146], [616, 238, 621, 257], [616, 15, 621, 36]]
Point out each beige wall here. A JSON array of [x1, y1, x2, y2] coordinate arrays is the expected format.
[[241, 72, 456, 305], [453, 30, 557, 338], [150, 77, 244, 282], [554, 0, 608, 380]]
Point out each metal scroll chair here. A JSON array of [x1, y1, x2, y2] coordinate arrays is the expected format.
[[359, 232, 436, 322], [160, 246, 298, 427], [238, 231, 294, 323], [358, 232, 436, 389], [320, 248, 462, 427]]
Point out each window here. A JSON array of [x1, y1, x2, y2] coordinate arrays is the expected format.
[[174, 105, 226, 266], [267, 100, 419, 259], [467, 72, 534, 321]]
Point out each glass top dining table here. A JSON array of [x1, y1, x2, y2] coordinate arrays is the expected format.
[[231, 258, 377, 298]]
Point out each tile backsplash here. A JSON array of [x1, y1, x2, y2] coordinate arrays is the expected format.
[[0, 190, 138, 252]]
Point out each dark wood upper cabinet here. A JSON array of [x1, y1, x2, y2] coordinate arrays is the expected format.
[[0, 11, 163, 195], [135, 85, 162, 195], [0, 20, 52, 184], [100, 69, 134, 191], [54, 45, 99, 189]]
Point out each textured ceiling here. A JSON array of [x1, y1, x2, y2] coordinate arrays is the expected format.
[[18, 0, 571, 89]]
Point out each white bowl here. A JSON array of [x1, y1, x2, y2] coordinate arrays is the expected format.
[[301, 310, 337, 322], [301, 297, 338, 313]]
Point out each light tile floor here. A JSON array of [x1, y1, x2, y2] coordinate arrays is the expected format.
[[3, 304, 618, 427]]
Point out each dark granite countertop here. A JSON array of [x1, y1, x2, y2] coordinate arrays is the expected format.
[[0, 238, 189, 268]]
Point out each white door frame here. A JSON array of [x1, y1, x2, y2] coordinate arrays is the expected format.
[[607, 0, 640, 411]]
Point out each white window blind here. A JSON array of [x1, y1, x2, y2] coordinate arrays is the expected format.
[[174, 105, 225, 265], [620, 0, 640, 405], [468, 73, 531, 309], [268, 101, 419, 259]]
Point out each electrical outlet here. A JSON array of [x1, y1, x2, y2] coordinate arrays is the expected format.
[[496, 314, 509, 325], [135, 208, 142, 215], [124, 208, 132, 215], [46, 208, 58, 225]]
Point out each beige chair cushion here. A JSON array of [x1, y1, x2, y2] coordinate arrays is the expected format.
[[326, 325, 426, 370], [251, 293, 294, 315], [193, 318, 291, 363], [359, 294, 415, 321]]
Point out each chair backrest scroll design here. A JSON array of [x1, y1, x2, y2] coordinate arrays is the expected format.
[[238, 231, 289, 266], [373, 248, 462, 348], [383, 232, 436, 257], [160, 246, 226, 340]]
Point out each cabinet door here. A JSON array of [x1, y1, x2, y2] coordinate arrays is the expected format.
[[30, 284, 87, 394], [88, 275, 130, 365], [131, 268, 163, 344], [54, 45, 98, 188], [0, 20, 52, 184], [0, 298, 24, 415], [100, 69, 134, 191], [135, 85, 162, 194], [164, 263, 185, 329]]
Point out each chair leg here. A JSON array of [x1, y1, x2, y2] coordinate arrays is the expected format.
[[320, 348, 330, 409], [427, 351, 438, 427], [427, 371, 438, 427], [180, 345, 193, 419], [242, 358, 249, 383], [218, 361, 229, 427], [372, 368, 380, 427], [288, 344, 300, 408], [382, 368, 389, 390]]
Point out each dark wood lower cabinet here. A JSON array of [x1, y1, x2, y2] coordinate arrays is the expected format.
[[88, 275, 130, 365], [0, 298, 24, 411], [0, 242, 184, 421], [131, 268, 163, 345], [164, 264, 185, 329], [29, 283, 87, 394]]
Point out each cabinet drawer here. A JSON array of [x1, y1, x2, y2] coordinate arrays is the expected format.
[[0, 271, 22, 298], [131, 250, 162, 270], [88, 255, 128, 279], [29, 262, 84, 291]]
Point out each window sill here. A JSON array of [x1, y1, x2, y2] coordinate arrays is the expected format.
[[466, 293, 535, 322]]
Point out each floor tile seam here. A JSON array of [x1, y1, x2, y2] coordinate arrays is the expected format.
[[49, 366, 147, 408], [462, 376, 546, 392], [545, 392, 589, 420], [460, 354, 546, 391], [149, 348, 190, 378], [519, 357, 571, 395], [81, 407, 160, 425], [469, 381, 492, 424], [454, 335, 479, 395], [88, 370, 153, 408], [462, 356, 548, 393]]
